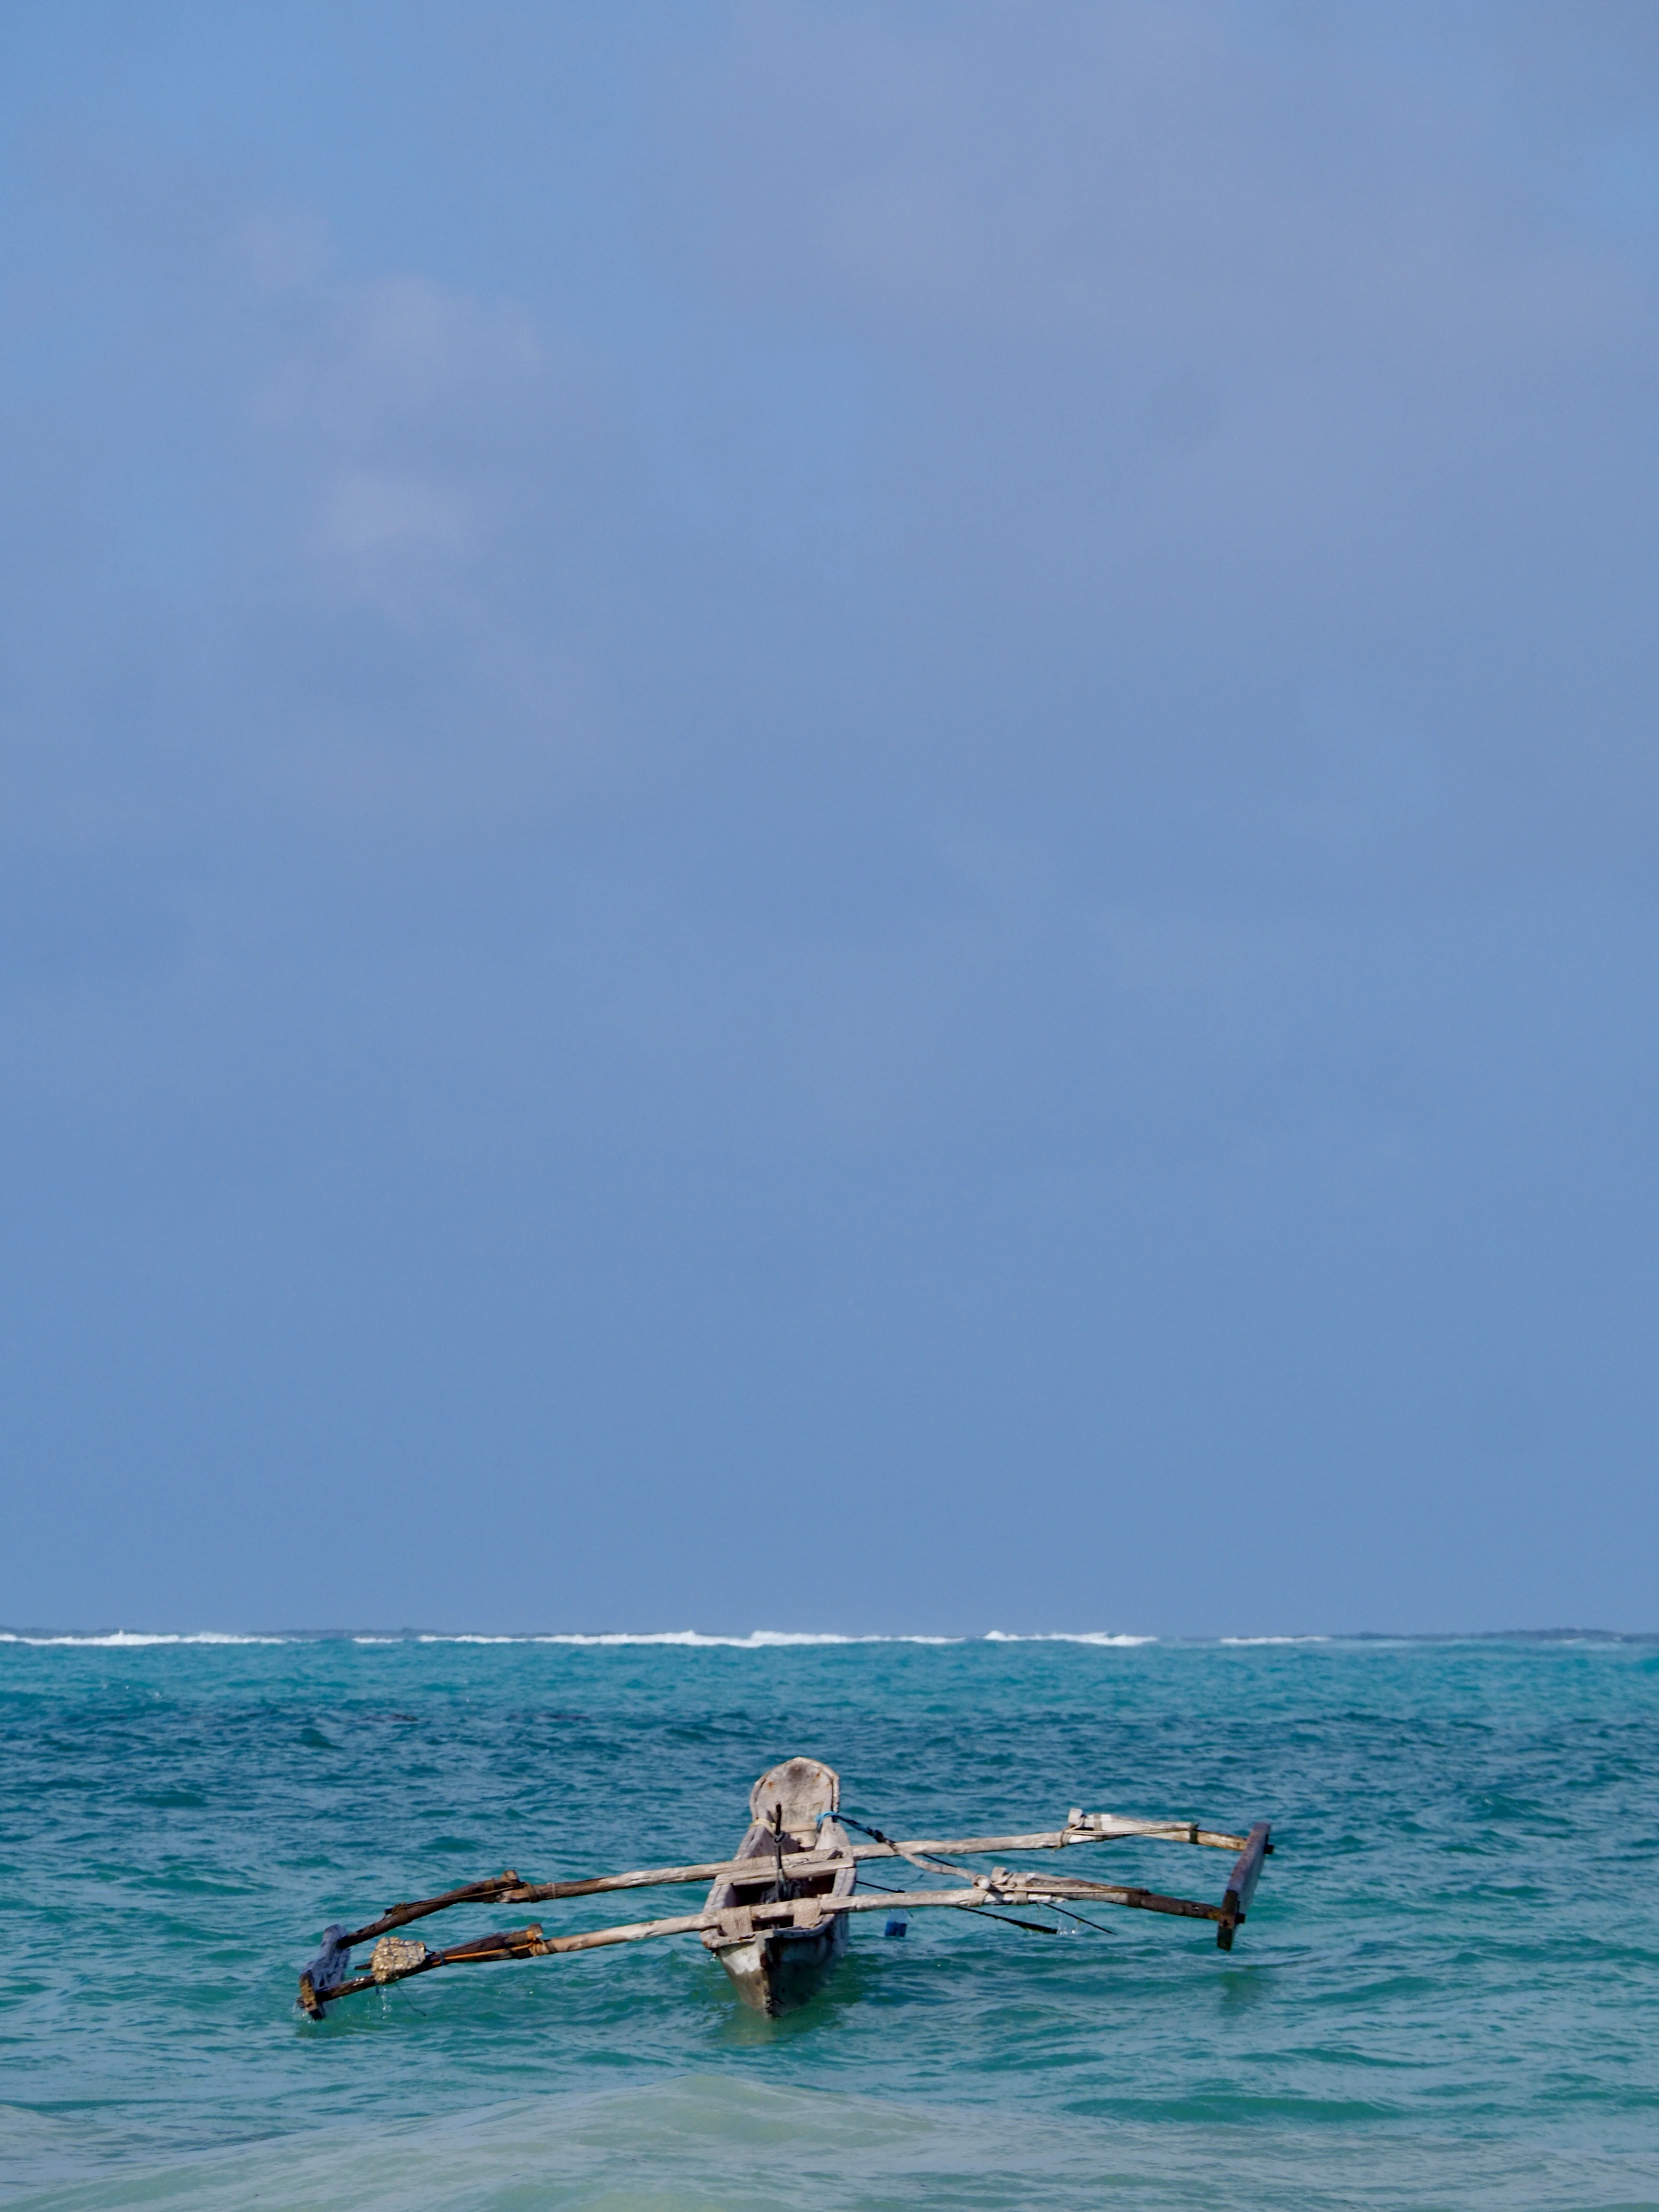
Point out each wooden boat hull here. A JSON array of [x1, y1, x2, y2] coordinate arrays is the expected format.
[[711, 1909, 848, 2015], [702, 1757, 855, 2016]]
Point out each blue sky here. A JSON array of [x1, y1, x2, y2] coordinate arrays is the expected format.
[[3, 2, 1658, 1634]]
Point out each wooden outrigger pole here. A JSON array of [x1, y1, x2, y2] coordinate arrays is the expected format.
[[298, 1786, 1273, 2020]]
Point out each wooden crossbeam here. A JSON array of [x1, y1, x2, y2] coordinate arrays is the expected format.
[[301, 1866, 1258, 2015], [332, 1815, 1252, 1948]]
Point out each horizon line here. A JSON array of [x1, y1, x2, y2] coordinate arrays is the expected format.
[[2, 1625, 1655, 1648]]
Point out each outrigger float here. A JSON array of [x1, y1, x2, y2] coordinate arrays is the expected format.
[[298, 1757, 1273, 2020]]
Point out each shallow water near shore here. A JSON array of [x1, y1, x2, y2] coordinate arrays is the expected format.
[[3, 1633, 1657, 2210]]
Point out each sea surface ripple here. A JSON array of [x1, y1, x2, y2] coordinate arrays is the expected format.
[[2, 1634, 1656, 2211]]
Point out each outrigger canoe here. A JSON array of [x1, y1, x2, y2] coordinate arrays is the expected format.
[[701, 1757, 856, 2013], [297, 1757, 1273, 2020]]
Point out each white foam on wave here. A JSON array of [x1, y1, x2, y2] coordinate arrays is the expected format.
[[1217, 1635, 1331, 1646], [416, 1634, 522, 1644], [3, 1628, 1348, 1651], [429, 1628, 960, 1646], [0, 1627, 1152, 1649], [372, 1630, 1147, 1647], [982, 1631, 1157, 1646], [0, 1631, 289, 1647]]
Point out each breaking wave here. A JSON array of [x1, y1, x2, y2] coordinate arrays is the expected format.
[[0, 1631, 290, 1647], [1217, 1635, 1331, 1646], [983, 1631, 1156, 1646], [3, 1628, 1155, 1648]]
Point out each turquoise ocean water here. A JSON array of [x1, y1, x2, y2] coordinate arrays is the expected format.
[[3, 1632, 1657, 2211]]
